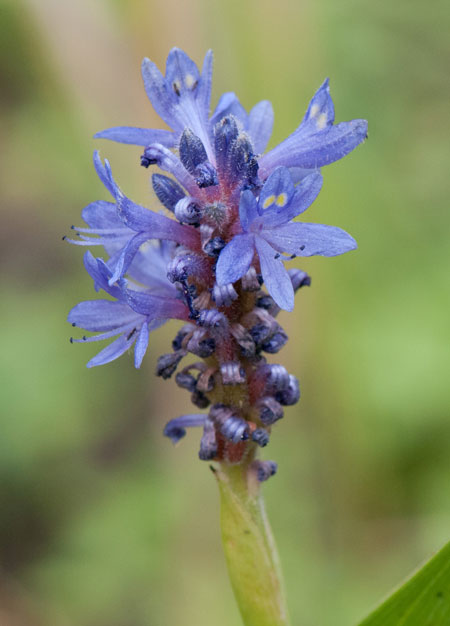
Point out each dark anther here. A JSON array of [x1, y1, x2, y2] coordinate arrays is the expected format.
[[253, 460, 278, 482], [69, 337, 73, 343], [178, 279, 199, 320], [261, 330, 288, 354], [257, 397, 284, 425], [140, 155, 153, 168], [250, 323, 272, 346], [156, 351, 185, 379], [274, 253, 280, 259], [204, 237, 226, 258], [191, 389, 210, 409], [175, 371, 197, 392], [172, 81, 181, 96], [252, 429, 270, 447], [71, 322, 76, 327], [126, 328, 137, 341], [256, 296, 274, 310], [275, 375, 300, 406], [61, 236, 66, 241], [172, 326, 192, 351]]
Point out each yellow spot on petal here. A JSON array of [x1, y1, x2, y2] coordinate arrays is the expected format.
[[317, 113, 327, 130], [275, 193, 288, 207], [262, 195, 276, 209], [310, 104, 319, 118], [185, 74, 196, 89]]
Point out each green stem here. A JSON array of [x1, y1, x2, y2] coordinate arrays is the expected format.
[[215, 461, 291, 626]]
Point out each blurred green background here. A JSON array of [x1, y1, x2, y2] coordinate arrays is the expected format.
[[1, 0, 449, 624]]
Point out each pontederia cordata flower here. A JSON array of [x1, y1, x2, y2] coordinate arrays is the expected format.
[[67, 46, 367, 469]]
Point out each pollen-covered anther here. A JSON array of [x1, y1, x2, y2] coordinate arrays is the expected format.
[[156, 350, 187, 379], [256, 396, 284, 426], [288, 268, 311, 292], [197, 309, 228, 331], [251, 460, 278, 482], [198, 418, 218, 461], [220, 362, 246, 385], [186, 328, 216, 358], [174, 197, 202, 225], [230, 324, 256, 358], [211, 283, 238, 307], [241, 267, 260, 292], [252, 428, 270, 447], [275, 374, 300, 406]]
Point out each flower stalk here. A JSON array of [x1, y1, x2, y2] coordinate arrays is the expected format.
[[216, 461, 291, 626]]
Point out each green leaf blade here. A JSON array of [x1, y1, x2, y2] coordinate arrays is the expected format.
[[357, 541, 450, 626]]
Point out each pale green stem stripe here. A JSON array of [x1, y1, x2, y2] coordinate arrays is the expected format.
[[215, 462, 291, 626]]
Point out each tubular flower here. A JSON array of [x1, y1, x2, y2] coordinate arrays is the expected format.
[[67, 48, 367, 471]]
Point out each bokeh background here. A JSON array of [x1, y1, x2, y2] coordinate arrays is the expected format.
[[1, 0, 449, 624]]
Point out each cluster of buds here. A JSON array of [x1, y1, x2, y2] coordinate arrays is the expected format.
[[66, 48, 367, 477]]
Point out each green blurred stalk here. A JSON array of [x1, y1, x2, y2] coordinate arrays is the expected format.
[[215, 462, 291, 626]]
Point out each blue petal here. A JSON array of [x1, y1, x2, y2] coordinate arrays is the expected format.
[[300, 78, 335, 131], [258, 167, 296, 213], [108, 231, 151, 284], [83, 251, 122, 299], [261, 222, 357, 256], [239, 190, 259, 231], [259, 119, 368, 172], [94, 126, 175, 147], [259, 171, 323, 228], [124, 289, 189, 321], [210, 92, 247, 126], [93, 151, 117, 197], [216, 234, 255, 285], [134, 322, 149, 368], [116, 194, 199, 248], [254, 236, 294, 311], [81, 200, 122, 229], [68, 299, 137, 332], [141, 57, 177, 129], [87, 333, 135, 368], [196, 49, 213, 114], [247, 100, 273, 154], [165, 48, 201, 99]]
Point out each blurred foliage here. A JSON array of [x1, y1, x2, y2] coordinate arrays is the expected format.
[[0, 0, 449, 625]]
